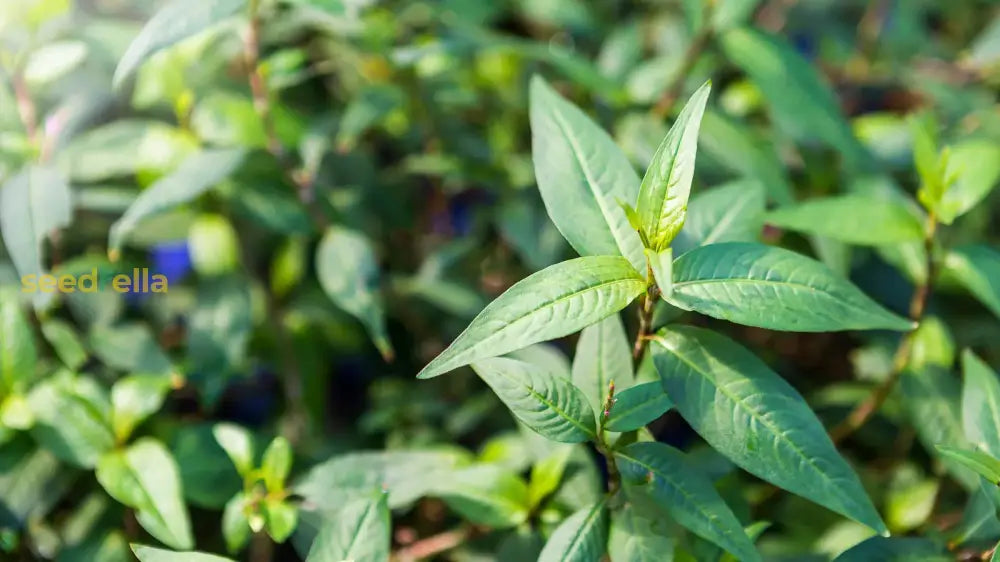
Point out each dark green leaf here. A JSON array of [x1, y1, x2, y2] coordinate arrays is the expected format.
[[571, 314, 634, 415], [945, 245, 1000, 319], [962, 350, 1000, 458], [765, 194, 925, 246], [605, 382, 672, 432], [538, 500, 608, 562], [936, 446, 1000, 486], [0, 291, 36, 395], [831, 537, 951, 562]]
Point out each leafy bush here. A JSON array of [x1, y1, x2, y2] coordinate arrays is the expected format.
[[2, 0, 1000, 561]]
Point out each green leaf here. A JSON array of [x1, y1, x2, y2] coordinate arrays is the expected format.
[[111, 374, 173, 442], [221, 493, 250, 553], [635, 81, 711, 251], [186, 275, 252, 401], [89, 323, 173, 374], [213, 423, 254, 478], [719, 27, 871, 172], [430, 464, 530, 528], [527, 444, 574, 508], [607, 504, 676, 562], [528, 75, 644, 271], [113, 0, 247, 88], [315, 226, 393, 361], [305, 492, 390, 562], [27, 374, 115, 468], [616, 442, 759, 562], [188, 214, 240, 276], [672, 179, 766, 254], [646, 248, 673, 298], [665, 243, 913, 332], [697, 111, 792, 206], [935, 140, 1000, 225], [97, 438, 194, 550], [40, 319, 87, 371], [56, 120, 199, 183], [651, 326, 887, 534], [261, 436, 293, 492], [0, 166, 73, 309], [108, 148, 246, 257], [962, 351, 1000, 458], [538, 500, 608, 562], [605, 382, 672, 432], [418, 256, 646, 379], [765, 194, 925, 246], [944, 245, 1000, 319], [131, 544, 235, 562], [571, 314, 634, 416], [262, 498, 297, 543], [831, 537, 950, 562], [472, 357, 596, 443], [0, 291, 36, 395], [936, 446, 1000, 486]]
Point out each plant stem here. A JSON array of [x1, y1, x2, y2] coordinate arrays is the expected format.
[[828, 212, 938, 444], [651, 3, 713, 119], [633, 262, 658, 361], [11, 70, 37, 146], [249, 531, 273, 562], [392, 526, 473, 562]]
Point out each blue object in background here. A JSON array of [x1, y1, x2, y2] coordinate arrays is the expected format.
[[151, 240, 193, 284], [791, 33, 817, 60]]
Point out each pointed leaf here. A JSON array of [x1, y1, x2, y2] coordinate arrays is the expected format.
[[221, 493, 250, 554], [473, 357, 596, 442], [429, 464, 530, 528], [646, 248, 673, 298], [616, 442, 760, 562], [936, 446, 1000, 486], [665, 242, 913, 332], [305, 492, 389, 562], [213, 423, 254, 477], [131, 544, 234, 562], [607, 504, 676, 562], [109, 149, 245, 256], [963, 351, 1000, 458], [831, 537, 950, 562], [672, 179, 766, 255], [418, 256, 646, 379], [113, 0, 246, 88], [28, 374, 115, 468], [111, 374, 173, 442], [529, 76, 644, 270], [765, 194, 924, 246], [635, 81, 711, 250], [605, 382, 672, 432], [40, 319, 87, 371], [261, 436, 293, 492], [651, 326, 887, 534], [0, 291, 37, 395], [538, 500, 608, 562], [944, 245, 1000, 320], [97, 439, 193, 550], [936, 140, 1000, 224], [316, 226, 393, 360], [572, 314, 634, 415]]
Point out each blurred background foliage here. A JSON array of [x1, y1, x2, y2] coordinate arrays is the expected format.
[[2, 0, 1000, 560]]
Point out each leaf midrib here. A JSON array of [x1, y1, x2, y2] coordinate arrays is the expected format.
[[560, 502, 604, 561], [496, 369, 595, 439]]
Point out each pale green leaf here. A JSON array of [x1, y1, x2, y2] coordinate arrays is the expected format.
[[213, 423, 254, 477], [605, 382, 672, 432], [962, 351, 1000, 458], [651, 326, 887, 534], [936, 446, 1000, 486], [665, 242, 913, 332], [40, 319, 87, 371], [108, 148, 245, 256], [221, 493, 250, 554], [111, 374, 173, 442], [305, 492, 390, 562], [672, 179, 766, 255], [0, 291, 36, 395], [0, 166, 73, 309], [28, 374, 114, 468], [697, 112, 792, 206], [24, 40, 87, 86], [262, 498, 297, 543], [538, 500, 608, 562], [616, 441, 760, 562], [89, 323, 173, 374], [131, 544, 234, 562], [261, 436, 293, 492], [507, 343, 572, 379], [765, 194, 925, 246], [430, 464, 530, 528], [97, 439, 193, 550], [527, 445, 574, 508], [635, 81, 711, 250], [417, 256, 646, 379], [113, 0, 247, 88], [944, 245, 1000, 319], [936, 140, 1000, 224], [571, 314, 634, 415], [316, 226, 393, 360], [529, 75, 645, 271], [472, 357, 596, 443], [607, 504, 676, 562], [646, 247, 673, 298]]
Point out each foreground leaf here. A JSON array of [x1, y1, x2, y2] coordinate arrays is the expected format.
[[831, 537, 950, 562], [616, 442, 760, 562], [635, 81, 712, 250], [962, 351, 1000, 458], [97, 439, 194, 550], [765, 194, 924, 246], [316, 227, 393, 360], [944, 245, 1000, 320], [538, 500, 608, 562], [529, 75, 644, 271], [131, 544, 234, 562], [571, 314, 634, 415], [651, 326, 887, 534], [109, 149, 246, 256], [417, 256, 646, 379], [665, 242, 913, 332], [113, 0, 246, 87], [604, 382, 672, 432], [935, 140, 1000, 225], [936, 446, 1000, 485], [305, 492, 390, 562], [472, 357, 596, 442]]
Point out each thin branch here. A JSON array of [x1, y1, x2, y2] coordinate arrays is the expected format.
[[828, 212, 938, 444], [392, 526, 473, 562], [11, 70, 37, 145]]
